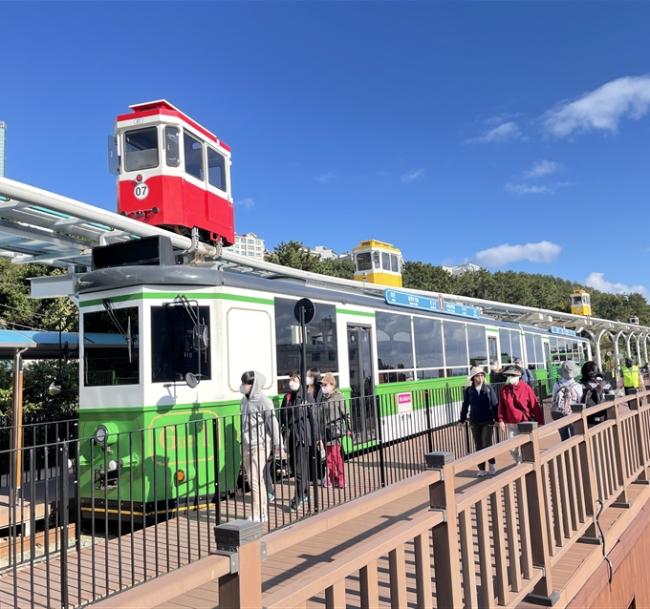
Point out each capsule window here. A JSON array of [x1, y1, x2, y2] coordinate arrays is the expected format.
[[184, 132, 204, 181], [390, 254, 399, 273], [124, 127, 159, 172], [382, 252, 390, 271], [356, 252, 372, 271], [373, 251, 381, 269], [207, 147, 226, 191], [165, 126, 180, 167]]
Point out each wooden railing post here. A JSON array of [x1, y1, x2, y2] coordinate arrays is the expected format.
[[214, 519, 263, 609], [425, 451, 462, 609], [571, 404, 601, 544], [611, 402, 631, 508], [519, 422, 559, 607], [630, 392, 650, 484]]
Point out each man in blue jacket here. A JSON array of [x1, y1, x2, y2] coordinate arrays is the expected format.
[[459, 366, 499, 477]]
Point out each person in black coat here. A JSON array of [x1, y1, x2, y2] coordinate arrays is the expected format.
[[280, 372, 319, 510], [459, 366, 499, 477]]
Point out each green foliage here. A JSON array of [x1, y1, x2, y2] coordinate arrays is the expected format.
[[267, 241, 650, 325]]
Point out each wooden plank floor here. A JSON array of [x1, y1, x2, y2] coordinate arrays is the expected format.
[[0, 431, 443, 609]]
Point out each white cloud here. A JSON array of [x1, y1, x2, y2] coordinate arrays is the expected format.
[[524, 159, 560, 179], [585, 272, 647, 296], [237, 197, 255, 209], [544, 75, 650, 137], [466, 121, 523, 144], [401, 168, 425, 184], [474, 241, 561, 267], [504, 183, 551, 195], [314, 172, 336, 184]]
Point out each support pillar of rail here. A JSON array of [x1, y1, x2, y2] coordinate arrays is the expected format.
[[519, 422, 559, 607], [425, 451, 462, 609], [214, 519, 263, 609]]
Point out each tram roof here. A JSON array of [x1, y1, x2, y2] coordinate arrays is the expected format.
[[0, 330, 79, 359], [0, 177, 646, 339]]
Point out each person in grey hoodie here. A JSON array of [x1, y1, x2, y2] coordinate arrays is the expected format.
[[240, 370, 284, 523]]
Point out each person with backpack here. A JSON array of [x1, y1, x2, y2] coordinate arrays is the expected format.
[[551, 360, 583, 441], [319, 373, 351, 488], [514, 357, 536, 388], [459, 366, 499, 476], [497, 365, 544, 463]]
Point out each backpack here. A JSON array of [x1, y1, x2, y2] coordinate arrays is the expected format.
[[552, 381, 579, 416]]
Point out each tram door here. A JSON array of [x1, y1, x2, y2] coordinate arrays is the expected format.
[[487, 335, 499, 368], [347, 325, 377, 443]]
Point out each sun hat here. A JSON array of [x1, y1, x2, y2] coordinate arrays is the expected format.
[[559, 360, 580, 379], [502, 365, 523, 377], [468, 366, 486, 381]]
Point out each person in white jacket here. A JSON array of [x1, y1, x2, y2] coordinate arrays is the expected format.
[[240, 370, 284, 522]]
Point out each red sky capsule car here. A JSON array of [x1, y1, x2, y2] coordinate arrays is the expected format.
[[113, 100, 234, 246]]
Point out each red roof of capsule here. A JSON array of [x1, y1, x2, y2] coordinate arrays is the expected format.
[[116, 99, 231, 152]]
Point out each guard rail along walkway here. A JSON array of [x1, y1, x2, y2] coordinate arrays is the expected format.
[[103, 386, 650, 609]]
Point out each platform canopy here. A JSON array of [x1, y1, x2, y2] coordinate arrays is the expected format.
[[0, 330, 78, 359]]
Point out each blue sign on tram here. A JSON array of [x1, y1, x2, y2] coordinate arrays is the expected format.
[[550, 326, 577, 337], [384, 289, 480, 320]]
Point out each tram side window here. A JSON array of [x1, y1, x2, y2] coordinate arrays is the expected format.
[[84, 307, 139, 386], [381, 252, 390, 271], [165, 126, 180, 167], [524, 334, 535, 368], [376, 312, 413, 383], [184, 132, 204, 181], [356, 253, 372, 271], [124, 127, 159, 172], [151, 306, 211, 383], [274, 298, 338, 377], [207, 147, 227, 192], [511, 331, 523, 361], [413, 317, 444, 378], [444, 321, 468, 377], [499, 329, 512, 364], [390, 254, 399, 273], [373, 252, 381, 269], [467, 325, 487, 368]]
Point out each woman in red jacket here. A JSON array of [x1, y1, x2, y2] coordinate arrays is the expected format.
[[497, 365, 544, 463]]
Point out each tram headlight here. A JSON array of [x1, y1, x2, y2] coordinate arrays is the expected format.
[[94, 425, 108, 446]]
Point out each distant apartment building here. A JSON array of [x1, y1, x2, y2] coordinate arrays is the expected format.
[[310, 245, 338, 260], [0, 122, 5, 178], [441, 263, 482, 276], [230, 232, 265, 259]]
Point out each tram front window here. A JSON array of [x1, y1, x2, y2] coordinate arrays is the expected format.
[[151, 305, 211, 383], [207, 147, 227, 191], [84, 307, 139, 386], [124, 127, 159, 171], [184, 133, 204, 181], [356, 253, 372, 271]]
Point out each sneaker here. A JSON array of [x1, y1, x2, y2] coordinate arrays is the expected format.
[[322, 479, 332, 488], [290, 496, 307, 511], [488, 464, 497, 475], [335, 481, 347, 489], [476, 470, 488, 478], [267, 492, 275, 502]]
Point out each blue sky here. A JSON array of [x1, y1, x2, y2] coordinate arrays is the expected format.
[[2, 2, 650, 296]]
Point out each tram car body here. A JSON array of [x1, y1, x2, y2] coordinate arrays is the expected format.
[[570, 289, 592, 316], [114, 100, 234, 245], [76, 238, 592, 521]]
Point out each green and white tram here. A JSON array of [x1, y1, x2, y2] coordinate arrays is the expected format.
[[77, 238, 591, 519]]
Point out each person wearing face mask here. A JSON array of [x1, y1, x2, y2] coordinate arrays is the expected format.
[[459, 367, 498, 477], [319, 373, 350, 488], [514, 358, 536, 388], [239, 370, 284, 523], [306, 368, 324, 403], [280, 372, 319, 511], [551, 361, 583, 441], [581, 361, 612, 426], [497, 365, 544, 463]]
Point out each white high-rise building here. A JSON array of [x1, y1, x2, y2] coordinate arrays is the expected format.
[[310, 245, 338, 261], [230, 232, 265, 259], [0, 122, 6, 178]]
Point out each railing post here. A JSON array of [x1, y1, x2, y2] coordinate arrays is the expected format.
[[519, 422, 559, 607], [571, 404, 601, 544], [425, 451, 462, 609], [214, 519, 263, 609], [424, 388, 434, 454], [212, 417, 222, 524], [375, 395, 386, 487], [59, 441, 70, 609], [629, 396, 650, 484]]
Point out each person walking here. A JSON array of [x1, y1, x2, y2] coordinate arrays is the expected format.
[[459, 367, 499, 477], [550, 361, 583, 441], [581, 361, 611, 425], [621, 357, 640, 396], [240, 370, 284, 523], [319, 373, 350, 488], [280, 372, 318, 511], [514, 357, 535, 388], [497, 365, 544, 462], [490, 360, 506, 385]]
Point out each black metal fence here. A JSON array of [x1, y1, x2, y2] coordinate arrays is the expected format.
[[0, 382, 554, 608]]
